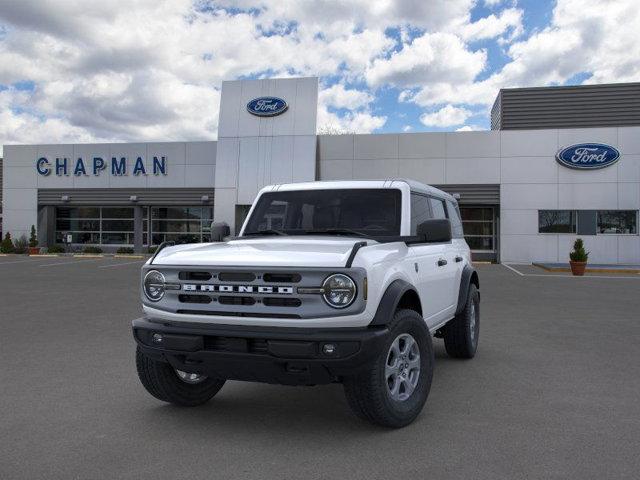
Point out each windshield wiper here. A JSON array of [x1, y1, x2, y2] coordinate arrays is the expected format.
[[243, 229, 287, 236], [306, 228, 371, 238]]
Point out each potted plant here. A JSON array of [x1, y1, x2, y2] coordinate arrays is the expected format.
[[569, 238, 589, 276], [28, 225, 40, 255]]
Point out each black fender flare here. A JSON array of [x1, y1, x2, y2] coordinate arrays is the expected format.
[[456, 265, 480, 315], [369, 279, 420, 327]]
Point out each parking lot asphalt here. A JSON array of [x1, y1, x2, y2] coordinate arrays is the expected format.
[[1, 256, 639, 479]]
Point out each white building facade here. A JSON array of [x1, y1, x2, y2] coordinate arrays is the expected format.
[[2, 77, 639, 264]]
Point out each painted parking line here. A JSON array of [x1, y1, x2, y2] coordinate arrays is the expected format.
[[38, 258, 103, 267], [0, 257, 58, 266], [98, 260, 146, 269], [502, 263, 640, 280]]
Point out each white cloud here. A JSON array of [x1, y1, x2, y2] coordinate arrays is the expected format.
[[459, 7, 523, 42], [420, 105, 472, 127], [402, 125, 413, 132], [366, 32, 486, 88], [319, 84, 373, 110], [456, 125, 484, 131]]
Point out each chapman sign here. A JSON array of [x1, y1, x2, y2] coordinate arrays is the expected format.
[[36, 156, 168, 177], [556, 143, 620, 170], [246, 97, 288, 117]]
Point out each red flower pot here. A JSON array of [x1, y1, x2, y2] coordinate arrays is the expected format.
[[569, 261, 587, 276]]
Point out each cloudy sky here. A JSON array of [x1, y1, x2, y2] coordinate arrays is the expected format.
[[0, 0, 638, 153]]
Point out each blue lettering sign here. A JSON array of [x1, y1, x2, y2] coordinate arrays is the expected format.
[[55, 157, 68, 176], [133, 157, 146, 175], [111, 157, 126, 175], [556, 143, 620, 170], [153, 156, 167, 175], [36, 157, 51, 176], [247, 97, 288, 117], [93, 157, 106, 175], [74, 158, 87, 176]]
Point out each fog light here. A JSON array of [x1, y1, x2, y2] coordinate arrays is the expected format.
[[152, 333, 163, 344], [322, 343, 336, 355]]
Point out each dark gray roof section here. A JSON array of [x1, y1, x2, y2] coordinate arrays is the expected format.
[[491, 82, 640, 130], [37, 188, 215, 206], [434, 184, 499, 205]]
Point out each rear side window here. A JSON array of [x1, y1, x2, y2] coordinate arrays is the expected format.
[[429, 197, 447, 219], [446, 200, 464, 238], [410, 193, 431, 235]]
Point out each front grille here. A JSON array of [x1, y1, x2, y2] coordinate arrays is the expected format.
[[219, 272, 256, 282], [176, 309, 301, 319], [263, 273, 301, 283], [179, 271, 212, 281], [179, 294, 212, 304], [201, 336, 270, 354], [219, 296, 256, 306], [263, 297, 302, 307]]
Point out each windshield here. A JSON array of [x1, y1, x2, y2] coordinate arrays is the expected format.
[[242, 189, 402, 237]]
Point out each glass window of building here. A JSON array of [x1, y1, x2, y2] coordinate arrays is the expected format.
[[597, 210, 638, 234], [410, 193, 431, 235], [56, 207, 136, 244], [460, 207, 495, 251], [150, 206, 214, 245], [538, 210, 577, 233]]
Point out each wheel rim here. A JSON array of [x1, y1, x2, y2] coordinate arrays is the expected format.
[[385, 333, 421, 402], [175, 369, 208, 384]]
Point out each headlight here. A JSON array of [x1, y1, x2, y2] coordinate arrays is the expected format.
[[322, 274, 357, 308], [144, 270, 166, 302]]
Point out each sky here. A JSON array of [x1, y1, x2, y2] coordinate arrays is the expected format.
[[0, 0, 638, 154]]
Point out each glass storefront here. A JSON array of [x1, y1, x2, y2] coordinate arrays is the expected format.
[[55, 206, 213, 246], [460, 207, 496, 253]]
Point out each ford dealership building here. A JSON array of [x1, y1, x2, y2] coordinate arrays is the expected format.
[[2, 78, 639, 264]]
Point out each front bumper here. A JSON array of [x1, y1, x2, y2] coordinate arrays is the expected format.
[[132, 317, 390, 386]]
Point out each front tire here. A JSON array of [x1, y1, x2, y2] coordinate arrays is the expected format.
[[443, 283, 479, 359], [136, 347, 226, 406], [343, 309, 434, 428]]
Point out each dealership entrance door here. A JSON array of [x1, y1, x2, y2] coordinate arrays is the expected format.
[[459, 206, 498, 262]]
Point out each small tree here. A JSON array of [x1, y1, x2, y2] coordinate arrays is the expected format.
[[29, 225, 38, 248], [14, 235, 28, 254], [1, 232, 15, 253], [569, 238, 589, 262]]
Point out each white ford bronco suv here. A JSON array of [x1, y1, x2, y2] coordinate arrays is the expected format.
[[133, 180, 480, 427]]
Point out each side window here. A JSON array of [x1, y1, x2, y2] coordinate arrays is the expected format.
[[410, 193, 431, 235], [446, 200, 464, 238], [429, 197, 447, 219]]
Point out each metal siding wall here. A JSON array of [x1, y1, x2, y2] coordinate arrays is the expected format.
[[433, 184, 500, 205], [37, 188, 215, 206], [494, 83, 640, 130]]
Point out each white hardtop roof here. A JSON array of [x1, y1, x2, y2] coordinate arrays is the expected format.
[[262, 179, 455, 202]]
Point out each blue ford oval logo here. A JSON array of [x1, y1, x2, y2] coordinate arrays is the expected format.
[[556, 143, 620, 170], [247, 97, 288, 117]]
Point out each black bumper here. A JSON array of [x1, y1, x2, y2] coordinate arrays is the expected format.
[[132, 317, 390, 386]]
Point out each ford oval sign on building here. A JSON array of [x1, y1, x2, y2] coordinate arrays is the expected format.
[[556, 143, 620, 170], [247, 97, 288, 117]]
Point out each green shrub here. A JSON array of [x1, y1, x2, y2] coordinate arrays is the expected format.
[[14, 235, 29, 254], [29, 225, 38, 248], [116, 247, 135, 254], [83, 246, 103, 254], [1, 233, 15, 253], [148, 246, 158, 254], [47, 245, 65, 254], [569, 238, 589, 262]]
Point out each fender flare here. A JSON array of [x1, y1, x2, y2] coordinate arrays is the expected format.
[[456, 265, 480, 315], [369, 279, 419, 327]]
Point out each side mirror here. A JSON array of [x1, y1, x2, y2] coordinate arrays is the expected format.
[[210, 222, 230, 242], [416, 219, 452, 243]]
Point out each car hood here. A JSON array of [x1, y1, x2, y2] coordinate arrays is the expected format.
[[151, 236, 370, 268]]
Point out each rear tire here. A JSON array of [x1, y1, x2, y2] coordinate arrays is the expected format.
[[343, 309, 434, 428], [136, 347, 226, 406], [443, 283, 480, 359]]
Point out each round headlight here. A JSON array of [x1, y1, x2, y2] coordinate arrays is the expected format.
[[144, 270, 166, 302], [322, 274, 357, 308]]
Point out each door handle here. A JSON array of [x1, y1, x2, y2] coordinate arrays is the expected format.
[[437, 258, 447, 267], [455, 256, 463, 263]]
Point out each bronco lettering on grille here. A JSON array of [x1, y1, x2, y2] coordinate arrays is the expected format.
[[182, 284, 294, 294]]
